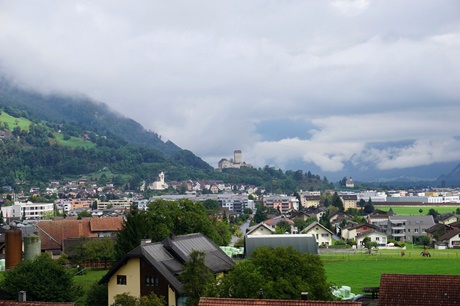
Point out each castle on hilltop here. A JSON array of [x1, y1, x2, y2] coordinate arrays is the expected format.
[[217, 150, 252, 170]]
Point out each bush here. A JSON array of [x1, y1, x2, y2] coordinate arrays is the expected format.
[[1, 253, 81, 302]]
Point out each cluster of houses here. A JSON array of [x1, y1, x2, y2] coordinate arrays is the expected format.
[[245, 205, 460, 250]]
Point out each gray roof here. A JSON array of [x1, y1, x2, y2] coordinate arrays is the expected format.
[[99, 233, 235, 293], [301, 221, 334, 235], [244, 234, 318, 258], [389, 215, 435, 225]]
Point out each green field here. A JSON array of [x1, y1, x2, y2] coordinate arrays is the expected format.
[[375, 205, 460, 215], [0, 112, 32, 131], [72, 268, 108, 305], [51, 132, 96, 149], [322, 248, 460, 294]]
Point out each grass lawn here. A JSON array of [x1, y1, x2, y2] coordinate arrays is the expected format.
[[51, 132, 96, 149], [72, 268, 108, 306], [375, 205, 460, 215], [0, 112, 32, 131], [322, 248, 460, 294]]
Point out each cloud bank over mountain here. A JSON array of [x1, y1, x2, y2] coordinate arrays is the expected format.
[[0, 0, 459, 179]]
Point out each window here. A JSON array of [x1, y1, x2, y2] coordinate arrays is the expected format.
[[145, 276, 158, 286], [117, 275, 127, 285], [375, 237, 380, 241], [321, 233, 329, 237], [414, 229, 419, 233]]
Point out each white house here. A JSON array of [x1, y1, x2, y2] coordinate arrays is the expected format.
[[246, 223, 276, 236], [301, 221, 335, 246], [356, 230, 388, 248]]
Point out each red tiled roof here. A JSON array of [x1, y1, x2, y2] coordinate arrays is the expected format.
[[198, 298, 362, 306], [378, 273, 460, 306], [89, 217, 124, 231], [35, 220, 97, 250]]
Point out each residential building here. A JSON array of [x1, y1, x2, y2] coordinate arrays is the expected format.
[[301, 221, 335, 246], [245, 223, 276, 236], [99, 233, 235, 306], [264, 216, 296, 233], [35, 217, 123, 255], [2, 202, 54, 220], [263, 195, 299, 214], [387, 215, 435, 242], [355, 230, 388, 248], [436, 213, 459, 225], [435, 228, 460, 249], [303, 195, 321, 208], [97, 199, 133, 210], [341, 223, 380, 241], [339, 194, 358, 210]]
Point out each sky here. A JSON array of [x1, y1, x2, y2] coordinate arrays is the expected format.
[[0, 0, 459, 180]]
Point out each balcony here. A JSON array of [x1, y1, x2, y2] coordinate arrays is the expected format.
[[391, 226, 405, 230], [392, 232, 405, 237]]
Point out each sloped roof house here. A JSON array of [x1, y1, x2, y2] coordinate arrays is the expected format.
[[99, 233, 235, 306]]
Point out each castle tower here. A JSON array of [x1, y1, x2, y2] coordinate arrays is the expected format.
[[234, 150, 242, 164]]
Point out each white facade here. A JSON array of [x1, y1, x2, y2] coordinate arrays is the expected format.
[[148, 172, 169, 190], [4, 202, 55, 220]]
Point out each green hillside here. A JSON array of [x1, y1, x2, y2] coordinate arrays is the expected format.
[[0, 78, 330, 193]]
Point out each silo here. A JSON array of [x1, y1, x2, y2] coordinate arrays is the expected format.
[[24, 234, 41, 261], [5, 229, 22, 269]]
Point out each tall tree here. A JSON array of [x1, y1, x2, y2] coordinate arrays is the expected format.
[[364, 199, 375, 214], [115, 204, 150, 260], [331, 192, 344, 211], [179, 251, 214, 306]]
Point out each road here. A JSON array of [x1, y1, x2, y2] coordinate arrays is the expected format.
[[230, 218, 251, 246]]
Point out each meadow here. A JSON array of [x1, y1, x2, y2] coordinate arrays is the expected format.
[[374, 205, 460, 215], [322, 247, 460, 294]]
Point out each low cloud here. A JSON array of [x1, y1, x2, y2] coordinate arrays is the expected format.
[[0, 1, 459, 176]]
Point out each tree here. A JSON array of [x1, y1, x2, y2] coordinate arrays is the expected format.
[[179, 251, 214, 306], [362, 237, 378, 251], [81, 237, 115, 268], [358, 199, 366, 213], [85, 282, 108, 306], [202, 199, 220, 211], [1, 253, 81, 302], [115, 204, 150, 260], [364, 199, 374, 214], [218, 246, 333, 301], [428, 208, 439, 218], [111, 292, 164, 306], [78, 210, 93, 219], [275, 220, 292, 234], [331, 192, 344, 211], [115, 200, 229, 260]]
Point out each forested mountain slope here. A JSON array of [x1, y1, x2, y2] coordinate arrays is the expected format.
[[0, 78, 329, 193]]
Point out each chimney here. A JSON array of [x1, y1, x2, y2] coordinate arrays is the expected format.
[[18, 291, 26, 302], [301, 292, 308, 300]]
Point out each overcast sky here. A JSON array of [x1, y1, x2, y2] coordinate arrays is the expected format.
[[1, 0, 459, 178]]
